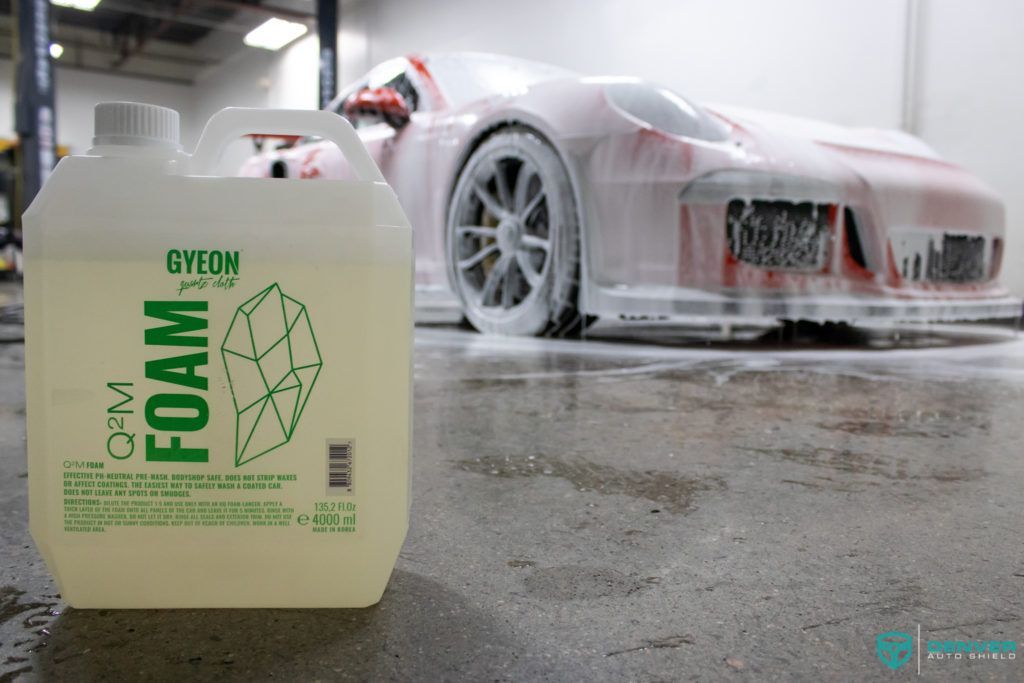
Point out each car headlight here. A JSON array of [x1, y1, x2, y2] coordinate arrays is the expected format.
[[605, 81, 729, 142]]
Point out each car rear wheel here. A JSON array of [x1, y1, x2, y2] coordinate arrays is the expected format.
[[446, 127, 580, 336]]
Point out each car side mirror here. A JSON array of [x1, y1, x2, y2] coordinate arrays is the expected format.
[[343, 87, 411, 129]]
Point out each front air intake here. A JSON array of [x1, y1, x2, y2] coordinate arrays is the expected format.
[[726, 199, 831, 271], [891, 232, 988, 284]]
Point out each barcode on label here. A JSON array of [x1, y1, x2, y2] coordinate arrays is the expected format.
[[326, 440, 354, 495]]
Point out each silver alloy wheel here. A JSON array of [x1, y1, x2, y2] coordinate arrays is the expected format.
[[447, 128, 579, 336]]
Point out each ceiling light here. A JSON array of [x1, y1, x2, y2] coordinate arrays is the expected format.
[[243, 18, 308, 51], [51, 0, 102, 11], [49, 43, 64, 59]]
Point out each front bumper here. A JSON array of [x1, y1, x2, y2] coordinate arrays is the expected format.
[[586, 284, 1022, 324]]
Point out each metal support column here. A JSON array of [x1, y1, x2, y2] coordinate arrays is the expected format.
[[13, 0, 57, 218], [317, 0, 338, 110]]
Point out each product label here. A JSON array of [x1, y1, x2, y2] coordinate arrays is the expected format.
[[52, 248, 362, 539]]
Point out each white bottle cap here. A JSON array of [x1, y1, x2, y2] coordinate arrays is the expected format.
[[93, 102, 181, 149]]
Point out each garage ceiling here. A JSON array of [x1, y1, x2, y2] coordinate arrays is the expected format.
[[0, 0, 317, 84]]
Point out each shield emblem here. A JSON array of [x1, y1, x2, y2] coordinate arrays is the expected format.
[[876, 631, 913, 670]]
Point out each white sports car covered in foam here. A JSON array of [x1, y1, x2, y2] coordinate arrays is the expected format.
[[241, 52, 1019, 336]]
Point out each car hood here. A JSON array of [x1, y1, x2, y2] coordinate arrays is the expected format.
[[704, 103, 939, 160]]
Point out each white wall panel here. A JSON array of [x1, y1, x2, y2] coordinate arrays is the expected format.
[[354, 0, 907, 127], [915, 0, 1024, 294]]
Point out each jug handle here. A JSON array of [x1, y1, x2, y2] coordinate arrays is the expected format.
[[189, 107, 386, 183]]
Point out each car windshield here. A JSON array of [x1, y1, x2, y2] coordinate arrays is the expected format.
[[425, 53, 576, 109]]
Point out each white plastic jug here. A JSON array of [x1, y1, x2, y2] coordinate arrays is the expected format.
[[24, 102, 413, 608]]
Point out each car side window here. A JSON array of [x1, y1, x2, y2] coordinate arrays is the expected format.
[[381, 72, 420, 113]]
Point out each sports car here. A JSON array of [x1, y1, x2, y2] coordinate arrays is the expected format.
[[240, 52, 1020, 336]]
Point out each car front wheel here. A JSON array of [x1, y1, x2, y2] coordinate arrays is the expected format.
[[446, 127, 580, 336]]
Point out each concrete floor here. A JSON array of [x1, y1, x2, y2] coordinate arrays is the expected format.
[[2, 281, 1024, 680]]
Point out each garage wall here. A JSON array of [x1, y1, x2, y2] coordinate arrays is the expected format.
[[192, 0, 907, 132], [342, 0, 908, 128], [915, 0, 1024, 294], [0, 60, 195, 154]]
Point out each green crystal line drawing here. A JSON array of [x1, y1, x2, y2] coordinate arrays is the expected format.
[[221, 283, 322, 466]]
